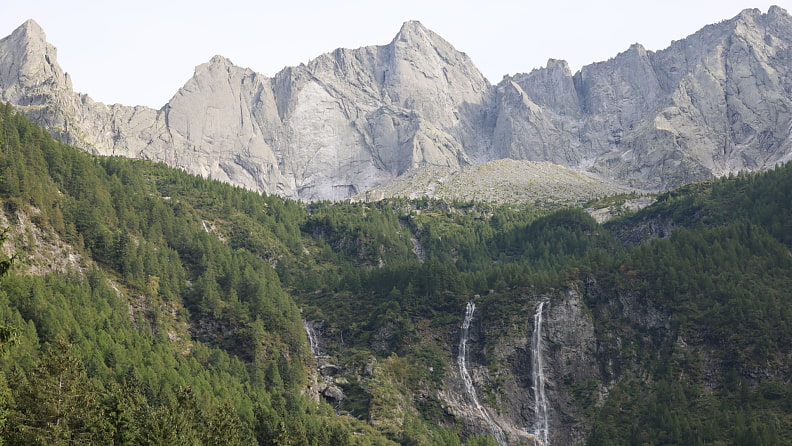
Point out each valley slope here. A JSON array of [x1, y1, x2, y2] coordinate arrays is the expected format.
[[0, 104, 791, 445]]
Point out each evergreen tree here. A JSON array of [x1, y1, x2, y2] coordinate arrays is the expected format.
[[9, 338, 109, 445]]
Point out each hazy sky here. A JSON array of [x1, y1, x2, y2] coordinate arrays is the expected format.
[[2, 1, 789, 108]]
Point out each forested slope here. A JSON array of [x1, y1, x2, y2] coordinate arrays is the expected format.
[[0, 102, 790, 445], [584, 166, 792, 445], [0, 103, 390, 445]]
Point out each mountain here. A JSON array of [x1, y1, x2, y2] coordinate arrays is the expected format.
[[2, 7, 792, 201], [0, 19, 493, 201], [0, 104, 390, 445], [498, 6, 792, 190]]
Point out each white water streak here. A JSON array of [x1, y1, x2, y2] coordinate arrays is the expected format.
[[531, 301, 550, 445], [410, 236, 425, 262], [303, 320, 320, 357], [459, 301, 507, 446]]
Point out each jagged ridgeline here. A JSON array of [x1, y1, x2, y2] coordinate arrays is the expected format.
[[1, 104, 792, 445], [3, 8, 792, 202]]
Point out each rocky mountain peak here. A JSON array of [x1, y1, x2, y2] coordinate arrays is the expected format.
[[627, 42, 648, 56], [15, 19, 46, 41], [208, 54, 233, 67], [611, 42, 652, 65], [727, 6, 792, 37], [2, 19, 53, 66], [0, 18, 71, 104], [0, 19, 48, 52], [768, 5, 789, 17], [766, 5, 792, 33], [389, 20, 481, 76], [393, 20, 435, 45], [545, 58, 573, 76], [191, 54, 247, 79], [185, 55, 265, 97], [736, 7, 764, 21], [729, 7, 768, 37], [504, 58, 580, 118]]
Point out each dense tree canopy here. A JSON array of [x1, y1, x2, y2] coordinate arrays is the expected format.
[[0, 102, 791, 444]]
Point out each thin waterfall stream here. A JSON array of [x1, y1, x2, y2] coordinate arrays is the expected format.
[[531, 301, 550, 445], [459, 301, 507, 446], [303, 320, 320, 358]]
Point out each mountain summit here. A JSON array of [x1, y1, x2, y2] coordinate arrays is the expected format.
[[0, 19, 71, 105], [393, 20, 443, 46], [2, 9, 792, 200]]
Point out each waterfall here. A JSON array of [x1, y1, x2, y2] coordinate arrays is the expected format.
[[303, 320, 320, 357], [531, 301, 550, 445], [410, 236, 425, 262], [459, 301, 507, 446]]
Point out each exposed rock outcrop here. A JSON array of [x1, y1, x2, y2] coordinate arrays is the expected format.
[[356, 160, 635, 206], [303, 320, 349, 406], [438, 287, 600, 445]]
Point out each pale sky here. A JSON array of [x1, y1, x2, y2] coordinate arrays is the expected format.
[[1, 1, 789, 108]]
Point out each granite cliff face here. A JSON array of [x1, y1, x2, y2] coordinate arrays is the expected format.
[[2, 8, 792, 200], [501, 6, 792, 190], [0, 20, 490, 201], [438, 288, 600, 445]]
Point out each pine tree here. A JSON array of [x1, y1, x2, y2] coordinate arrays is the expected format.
[[10, 338, 109, 444], [0, 227, 16, 445]]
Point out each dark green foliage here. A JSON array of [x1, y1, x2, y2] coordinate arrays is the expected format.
[[585, 164, 792, 445], [0, 104, 390, 445], [464, 435, 499, 446], [610, 164, 792, 245], [8, 338, 110, 445], [289, 162, 792, 443], [2, 102, 792, 444]]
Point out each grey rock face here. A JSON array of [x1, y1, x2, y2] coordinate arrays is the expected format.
[[0, 20, 490, 201], [2, 8, 792, 200], [441, 287, 599, 445], [498, 6, 792, 190]]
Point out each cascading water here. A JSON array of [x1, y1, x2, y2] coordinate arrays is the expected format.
[[303, 320, 320, 357], [531, 301, 550, 445], [459, 301, 507, 446]]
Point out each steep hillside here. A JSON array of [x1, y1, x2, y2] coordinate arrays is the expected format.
[[2, 8, 792, 200], [0, 104, 393, 445], [1, 106, 791, 445], [288, 162, 792, 444]]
